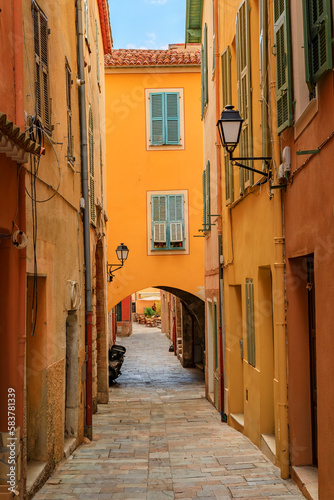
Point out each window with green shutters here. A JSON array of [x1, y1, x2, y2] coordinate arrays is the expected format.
[[202, 161, 211, 232], [303, 0, 333, 92], [273, 0, 292, 133], [151, 194, 184, 250], [201, 23, 208, 119], [259, 0, 270, 166], [89, 107, 95, 224], [84, 0, 89, 43], [236, 0, 253, 193], [150, 92, 180, 145], [245, 279, 255, 367], [33, 3, 51, 131], [221, 46, 234, 204]]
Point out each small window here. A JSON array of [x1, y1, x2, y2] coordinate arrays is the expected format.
[[151, 194, 184, 250], [150, 92, 180, 145], [95, 20, 100, 85], [32, 3, 51, 131], [145, 89, 184, 150], [65, 60, 74, 166], [147, 190, 189, 255], [84, 0, 89, 43]]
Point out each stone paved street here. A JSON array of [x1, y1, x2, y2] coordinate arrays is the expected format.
[[34, 324, 306, 499]]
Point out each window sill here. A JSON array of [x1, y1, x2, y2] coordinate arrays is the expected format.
[[147, 143, 184, 152]]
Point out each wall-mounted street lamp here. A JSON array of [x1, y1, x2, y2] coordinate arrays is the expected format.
[[107, 243, 129, 283], [217, 105, 271, 177]]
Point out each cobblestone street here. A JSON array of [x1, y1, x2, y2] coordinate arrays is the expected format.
[[34, 324, 305, 499]]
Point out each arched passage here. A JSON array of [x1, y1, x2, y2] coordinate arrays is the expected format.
[[109, 286, 205, 372]]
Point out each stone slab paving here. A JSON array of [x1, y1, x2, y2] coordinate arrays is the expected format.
[[34, 323, 306, 500]]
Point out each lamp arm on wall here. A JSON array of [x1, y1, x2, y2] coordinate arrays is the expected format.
[[230, 154, 272, 178]]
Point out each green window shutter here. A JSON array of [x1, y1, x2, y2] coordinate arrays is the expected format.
[[259, 0, 270, 167], [152, 195, 167, 247], [165, 93, 180, 145], [303, 0, 333, 91], [96, 20, 100, 84], [221, 47, 234, 204], [202, 170, 206, 231], [169, 194, 184, 244], [201, 44, 205, 119], [273, 0, 292, 133], [245, 279, 255, 367], [66, 60, 73, 163], [33, 6, 50, 130], [236, 0, 253, 193], [150, 93, 164, 145], [205, 161, 211, 231], [89, 107, 95, 223], [203, 23, 208, 108]]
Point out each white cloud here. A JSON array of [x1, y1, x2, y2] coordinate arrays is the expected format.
[[147, 0, 168, 4]]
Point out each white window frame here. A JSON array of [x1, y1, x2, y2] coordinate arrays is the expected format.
[[145, 88, 185, 151], [147, 190, 189, 255]]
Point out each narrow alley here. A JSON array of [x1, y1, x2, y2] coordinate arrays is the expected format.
[[34, 325, 305, 500]]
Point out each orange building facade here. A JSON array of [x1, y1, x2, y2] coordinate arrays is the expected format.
[[105, 45, 205, 368], [282, 1, 334, 497]]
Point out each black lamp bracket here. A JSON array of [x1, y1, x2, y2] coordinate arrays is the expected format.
[[107, 261, 124, 282], [230, 153, 272, 178]]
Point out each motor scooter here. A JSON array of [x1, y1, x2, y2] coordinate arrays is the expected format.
[[108, 344, 126, 384]]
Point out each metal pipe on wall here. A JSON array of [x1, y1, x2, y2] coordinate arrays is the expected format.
[[76, 0, 93, 440]]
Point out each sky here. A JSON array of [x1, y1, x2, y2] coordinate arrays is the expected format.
[[108, 0, 187, 50]]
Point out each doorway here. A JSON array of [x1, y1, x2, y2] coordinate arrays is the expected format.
[[307, 256, 317, 465], [64, 312, 78, 439]]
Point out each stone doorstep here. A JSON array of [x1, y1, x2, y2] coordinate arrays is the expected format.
[[291, 465, 318, 500], [63, 437, 76, 459], [26, 460, 48, 493], [261, 433, 276, 465]]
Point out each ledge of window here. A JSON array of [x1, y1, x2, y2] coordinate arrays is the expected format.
[[294, 96, 318, 141], [147, 143, 184, 152], [230, 413, 244, 428]]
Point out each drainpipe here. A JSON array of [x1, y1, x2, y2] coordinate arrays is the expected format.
[[214, 0, 225, 419], [76, 0, 92, 440]]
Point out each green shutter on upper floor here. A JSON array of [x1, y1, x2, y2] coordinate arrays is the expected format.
[[203, 23, 208, 109], [96, 20, 100, 84], [165, 93, 180, 145], [201, 43, 205, 119], [259, 0, 270, 168], [303, 0, 333, 91], [236, 0, 253, 194], [221, 46, 234, 204], [212, 0, 215, 73], [203, 161, 211, 232], [273, 0, 292, 134], [150, 93, 164, 145], [88, 107, 95, 223]]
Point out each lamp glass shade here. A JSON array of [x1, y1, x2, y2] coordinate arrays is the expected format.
[[116, 243, 129, 261], [221, 120, 243, 146], [217, 105, 244, 152]]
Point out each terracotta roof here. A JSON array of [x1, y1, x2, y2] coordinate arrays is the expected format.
[[97, 0, 113, 54], [0, 112, 43, 164], [105, 49, 201, 67]]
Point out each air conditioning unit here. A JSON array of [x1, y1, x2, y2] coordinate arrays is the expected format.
[[283, 146, 291, 175]]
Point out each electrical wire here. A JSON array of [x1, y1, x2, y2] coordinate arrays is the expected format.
[[25, 123, 61, 203]]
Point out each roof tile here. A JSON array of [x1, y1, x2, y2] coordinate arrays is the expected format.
[[105, 48, 201, 67]]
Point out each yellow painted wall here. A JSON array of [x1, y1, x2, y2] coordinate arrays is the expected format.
[[105, 64, 204, 310], [202, 0, 288, 476]]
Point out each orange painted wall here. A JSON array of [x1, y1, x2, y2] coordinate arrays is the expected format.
[[283, 68, 334, 497], [105, 66, 204, 310]]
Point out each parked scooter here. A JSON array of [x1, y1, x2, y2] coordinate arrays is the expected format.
[[108, 344, 126, 384]]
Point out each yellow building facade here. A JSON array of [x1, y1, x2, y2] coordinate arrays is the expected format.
[[105, 46, 204, 310], [193, 0, 289, 477]]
